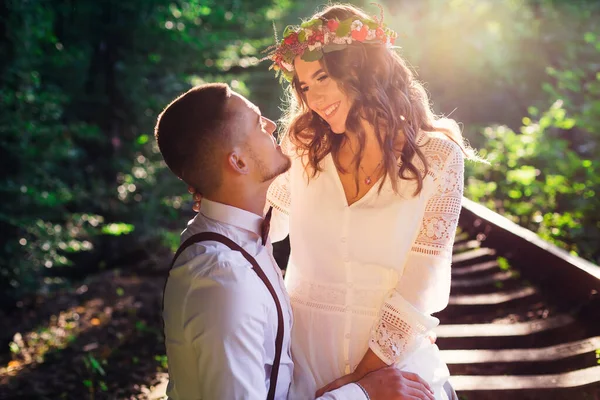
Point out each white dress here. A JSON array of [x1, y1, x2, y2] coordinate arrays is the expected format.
[[267, 132, 464, 400]]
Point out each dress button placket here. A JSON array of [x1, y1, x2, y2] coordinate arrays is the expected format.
[[342, 207, 352, 374]]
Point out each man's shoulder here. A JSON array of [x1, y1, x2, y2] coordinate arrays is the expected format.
[[175, 216, 252, 273], [165, 247, 271, 327]]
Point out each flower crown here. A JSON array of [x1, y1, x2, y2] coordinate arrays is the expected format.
[[264, 13, 398, 82]]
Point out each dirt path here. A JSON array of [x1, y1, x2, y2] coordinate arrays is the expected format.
[[0, 268, 170, 400]]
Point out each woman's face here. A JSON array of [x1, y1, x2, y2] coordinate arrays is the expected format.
[[294, 56, 352, 134]]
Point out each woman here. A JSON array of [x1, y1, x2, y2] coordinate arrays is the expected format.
[[193, 4, 472, 399], [266, 4, 474, 399]]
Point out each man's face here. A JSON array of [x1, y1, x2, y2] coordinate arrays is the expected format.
[[229, 92, 291, 183]]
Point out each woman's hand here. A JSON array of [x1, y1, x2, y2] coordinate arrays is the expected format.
[[315, 372, 360, 398], [352, 348, 388, 382], [188, 186, 202, 212], [315, 349, 390, 397]]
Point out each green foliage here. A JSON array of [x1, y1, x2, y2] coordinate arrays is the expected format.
[[0, 0, 288, 301], [2, 0, 600, 302], [466, 25, 600, 263], [497, 257, 511, 271]]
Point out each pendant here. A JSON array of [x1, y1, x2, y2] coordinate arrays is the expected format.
[[365, 177, 372, 185]]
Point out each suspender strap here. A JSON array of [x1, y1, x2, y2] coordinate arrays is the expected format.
[[164, 232, 284, 400]]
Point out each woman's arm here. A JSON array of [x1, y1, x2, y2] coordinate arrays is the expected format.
[[265, 168, 291, 243], [367, 139, 464, 367]]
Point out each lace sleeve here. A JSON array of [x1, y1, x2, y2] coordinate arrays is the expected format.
[[265, 134, 293, 242], [369, 139, 464, 365]]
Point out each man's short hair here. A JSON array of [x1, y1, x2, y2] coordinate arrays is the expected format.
[[154, 83, 234, 195]]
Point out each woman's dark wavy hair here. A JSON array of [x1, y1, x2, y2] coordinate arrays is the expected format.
[[282, 4, 476, 196]]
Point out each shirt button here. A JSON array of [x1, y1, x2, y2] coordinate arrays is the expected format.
[[345, 333, 351, 339], [341, 237, 347, 243], [348, 283, 354, 288]]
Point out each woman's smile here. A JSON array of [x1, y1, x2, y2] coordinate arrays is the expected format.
[[322, 101, 340, 119]]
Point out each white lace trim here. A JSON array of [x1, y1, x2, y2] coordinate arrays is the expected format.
[[369, 296, 439, 365]]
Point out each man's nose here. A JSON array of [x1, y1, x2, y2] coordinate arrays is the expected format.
[[265, 118, 277, 134]]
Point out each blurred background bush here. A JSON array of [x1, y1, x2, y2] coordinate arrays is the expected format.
[[1, 0, 598, 307]]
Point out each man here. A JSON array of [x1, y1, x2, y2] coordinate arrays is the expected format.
[[155, 83, 435, 399]]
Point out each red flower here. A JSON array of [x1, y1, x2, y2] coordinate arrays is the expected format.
[[308, 30, 324, 45], [351, 25, 369, 42], [284, 32, 298, 45], [327, 19, 339, 32], [375, 27, 385, 40]]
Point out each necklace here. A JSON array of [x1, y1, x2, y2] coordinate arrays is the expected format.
[[347, 143, 382, 186]]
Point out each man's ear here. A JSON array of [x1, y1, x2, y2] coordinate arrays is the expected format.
[[228, 150, 250, 175]]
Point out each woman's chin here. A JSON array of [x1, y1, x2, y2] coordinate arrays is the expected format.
[[330, 124, 346, 134]]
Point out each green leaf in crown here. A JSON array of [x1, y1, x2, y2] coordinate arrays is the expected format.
[[301, 19, 322, 29], [365, 20, 379, 29], [302, 49, 323, 62], [336, 19, 353, 37], [298, 30, 307, 43], [283, 25, 296, 38]]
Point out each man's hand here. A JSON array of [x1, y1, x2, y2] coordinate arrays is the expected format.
[[358, 367, 434, 400], [188, 186, 202, 212], [316, 367, 434, 400]]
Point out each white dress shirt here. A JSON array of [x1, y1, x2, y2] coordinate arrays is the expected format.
[[163, 199, 367, 400], [267, 132, 464, 400]]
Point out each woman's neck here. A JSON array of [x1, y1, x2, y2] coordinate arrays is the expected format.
[[343, 119, 378, 151], [341, 118, 405, 160]]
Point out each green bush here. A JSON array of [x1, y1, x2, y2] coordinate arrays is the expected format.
[[466, 27, 600, 263]]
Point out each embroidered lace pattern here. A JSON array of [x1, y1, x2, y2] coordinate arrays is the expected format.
[[411, 138, 464, 259], [287, 279, 385, 317], [369, 302, 430, 364]]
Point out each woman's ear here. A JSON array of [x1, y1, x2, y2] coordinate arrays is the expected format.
[[228, 151, 250, 175]]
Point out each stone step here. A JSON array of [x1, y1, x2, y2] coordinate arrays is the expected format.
[[441, 336, 600, 364], [435, 314, 575, 338], [449, 366, 600, 391], [452, 248, 496, 265], [452, 260, 499, 277], [448, 286, 538, 306]]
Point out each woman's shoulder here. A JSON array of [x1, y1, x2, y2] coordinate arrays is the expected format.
[[418, 132, 463, 158], [417, 132, 464, 172]]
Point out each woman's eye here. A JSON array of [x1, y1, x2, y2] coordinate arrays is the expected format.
[[317, 74, 328, 82], [301, 86, 309, 93]]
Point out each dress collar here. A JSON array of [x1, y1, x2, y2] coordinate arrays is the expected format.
[[199, 199, 263, 237]]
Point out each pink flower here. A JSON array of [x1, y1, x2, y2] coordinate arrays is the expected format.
[[327, 19, 339, 32], [351, 25, 369, 42]]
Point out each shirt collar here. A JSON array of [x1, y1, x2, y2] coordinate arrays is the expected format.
[[199, 199, 263, 237]]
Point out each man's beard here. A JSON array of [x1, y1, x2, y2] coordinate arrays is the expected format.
[[259, 153, 291, 183], [245, 143, 292, 183]]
